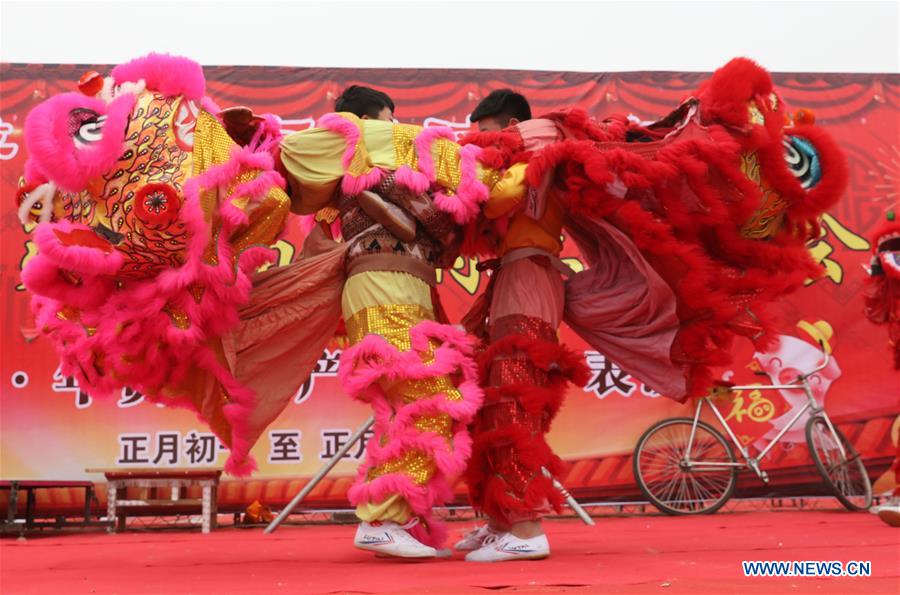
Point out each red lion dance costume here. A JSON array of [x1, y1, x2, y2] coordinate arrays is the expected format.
[[458, 58, 847, 528], [16, 54, 847, 550], [864, 212, 900, 525]]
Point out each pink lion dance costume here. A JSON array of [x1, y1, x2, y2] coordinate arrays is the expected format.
[[15, 54, 302, 476]]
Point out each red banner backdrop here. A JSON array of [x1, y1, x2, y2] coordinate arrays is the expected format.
[[1, 63, 898, 510]]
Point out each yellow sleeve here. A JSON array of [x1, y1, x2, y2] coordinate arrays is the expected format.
[[279, 128, 349, 215], [484, 163, 527, 220]]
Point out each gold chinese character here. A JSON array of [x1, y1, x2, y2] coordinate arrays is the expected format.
[[16, 238, 38, 292], [257, 239, 295, 272], [436, 256, 481, 295], [806, 213, 870, 285], [725, 388, 776, 424]]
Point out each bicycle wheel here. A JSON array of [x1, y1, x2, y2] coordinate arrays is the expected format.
[[633, 417, 738, 515], [805, 415, 872, 510]]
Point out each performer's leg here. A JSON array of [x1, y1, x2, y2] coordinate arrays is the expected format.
[[464, 258, 588, 561], [340, 272, 481, 555]]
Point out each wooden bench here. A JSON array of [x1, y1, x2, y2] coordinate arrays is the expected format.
[[86, 468, 222, 533], [0, 480, 109, 534]]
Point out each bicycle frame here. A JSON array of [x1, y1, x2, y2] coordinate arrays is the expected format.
[[682, 345, 846, 479]]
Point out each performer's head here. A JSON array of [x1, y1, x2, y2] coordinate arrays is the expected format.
[[335, 85, 395, 121], [471, 89, 531, 132]]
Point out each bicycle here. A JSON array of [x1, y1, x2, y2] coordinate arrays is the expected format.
[[633, 342, 872, 514]]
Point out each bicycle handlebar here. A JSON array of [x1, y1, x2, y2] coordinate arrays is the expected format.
[[800, 339, 831, 380]]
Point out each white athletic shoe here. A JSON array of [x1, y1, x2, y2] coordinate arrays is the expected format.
[[454, 524, 499, 551], [464, 531, 550, 562], [354, 519, 438, 558]]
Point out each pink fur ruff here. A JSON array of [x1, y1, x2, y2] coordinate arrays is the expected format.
[[24, 92, 136, 192], [111, 53, 206, 100], [340, 320, 483, 548]]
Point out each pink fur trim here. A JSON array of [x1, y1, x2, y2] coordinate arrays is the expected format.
[[317, 112, 387, 195], [22, 256, 115, 310], [414, 126, 455, 182], [317, 112, 360, 168], [24, 92, 136, 192], [250, 114, 285, 156], [340, 319, 483, 548], [393, 165, 430, 195], [31, 220, 124, 275], [412, 128, 488, 224], [111, 53, 205, 100], [432, 144, 489, 224], [340, 166, 386, 196], [199, 96, 222, 117]]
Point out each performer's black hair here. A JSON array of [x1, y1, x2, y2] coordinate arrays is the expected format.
[[335, 85, 396, 119], [470, 89, 532, 125]]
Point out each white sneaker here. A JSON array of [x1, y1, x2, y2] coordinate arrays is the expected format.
[[464, 531, 550, 562], [454, 524, 499, 551], [354, 519, 438, 558]]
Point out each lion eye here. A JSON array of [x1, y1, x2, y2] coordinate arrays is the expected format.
[[67, 108, 107, 148], [74, 115, 107, 148]]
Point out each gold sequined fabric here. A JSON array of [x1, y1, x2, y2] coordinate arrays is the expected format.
[[347, 303, 432, 351], [392, 124, 420, 170], [474, 313, 563, 520], [488, 313, 559, 387], [347, 303, 459, 487], [432, 138, 463, 192], [191, 110, 291, 263]]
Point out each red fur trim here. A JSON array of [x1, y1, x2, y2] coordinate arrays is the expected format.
[[697, 57, 774, 129], [518, 99, 845, 399], [539, 108, 626, 142], [459, 129, 525, 170], [478, 333, 590, 387], [779, 124, 848, 231], [465, 386, 567, 525], [863, 275, 900, 369], [464, 333, 587, 523]]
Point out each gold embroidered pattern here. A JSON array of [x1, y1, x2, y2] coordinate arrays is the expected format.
[[740, 151, 789, 239]]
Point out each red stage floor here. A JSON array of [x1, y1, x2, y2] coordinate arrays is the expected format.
[[1, 511, 898, 594]]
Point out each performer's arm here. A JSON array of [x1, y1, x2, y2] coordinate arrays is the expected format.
[[484, 163, 527, 219], [378, 173, 459, 250]]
